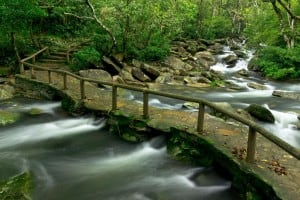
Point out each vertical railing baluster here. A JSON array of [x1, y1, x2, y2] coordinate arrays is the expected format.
[[112, 85, 117, 111], [80, 79, 85, 100], [246, 127, 257, 163], [30, 66, 35, 79], [197, 103, 205, 133], [32, 56, 36, 64], [20, 63, 24, 74], [143, 90, 149, 119], [48, 71, 52, 84], [63, 72, 67, 90]]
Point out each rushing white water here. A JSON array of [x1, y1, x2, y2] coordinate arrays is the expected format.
[[0, 99, 236, 200], [0, 117, 106, 149]]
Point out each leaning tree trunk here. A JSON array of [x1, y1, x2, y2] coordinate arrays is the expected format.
[[10, 32, 21, 72], [85, 0, 117, 54]]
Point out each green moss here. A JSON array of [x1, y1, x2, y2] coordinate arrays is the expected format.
[[28, 108, 43, 115], [166, 127, 214, 166], [0, 172, 33, 200], [108, 111, 151, 143], [0, 111, 20, 126]]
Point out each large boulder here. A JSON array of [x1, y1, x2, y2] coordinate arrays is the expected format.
[[141, 63, 160, 80], [120, 69, 135, 82], [0, 85, 14, 100], [248, 56, 260, 71], [194, 51, 217, 68], [247, 82, 268, 90], [132, 67, 151, 82], [223, 54, 238, 66], [272, 90, 300, 101], [208, 43, 224, 54], [163, 55, 193, 72], [102, 56, 121, 75], [0, 111, 20, 126], [245, 104, 275, 123], [155, 73, 173, 84], [79, 69, 112, 83]]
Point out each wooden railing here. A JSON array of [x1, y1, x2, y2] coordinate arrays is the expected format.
[[20, 53, 300, 163], [20, 47, 49, 74]]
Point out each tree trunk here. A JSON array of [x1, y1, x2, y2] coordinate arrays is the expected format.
[[10, 32, 21, 72]]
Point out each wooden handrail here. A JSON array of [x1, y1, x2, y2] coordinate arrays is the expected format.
[[21, 61, 300, 161], [20, 47, 49, 74]]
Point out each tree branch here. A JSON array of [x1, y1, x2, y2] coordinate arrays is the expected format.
[[277, 0, 300, 20], [64, 12, 94, 20], [85, 0, 117, 53]]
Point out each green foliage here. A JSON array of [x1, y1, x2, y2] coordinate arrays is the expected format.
[[201, 16, 232, 40], [0, 172, 33, 200], [255, 46, 300, 80], [70, 47, 101, 71]]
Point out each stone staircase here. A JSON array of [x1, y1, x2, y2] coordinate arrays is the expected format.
[[36, 49, 70, 70]]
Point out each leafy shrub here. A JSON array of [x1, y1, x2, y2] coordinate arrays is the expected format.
[[70, 47, 101, 71], [201, 16, 232, 40], [255, 46, 300, 80]]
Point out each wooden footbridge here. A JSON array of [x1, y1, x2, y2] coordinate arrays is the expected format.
[[18, 47, 300, 200]]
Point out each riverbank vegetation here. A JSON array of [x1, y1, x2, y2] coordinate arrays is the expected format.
[[0, 0, 299, 80]]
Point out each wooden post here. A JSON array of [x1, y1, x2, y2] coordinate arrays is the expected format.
[[112, 85, 117, 111], [143, 91, 149, 119], [80, 79, 85, 100], [20, 63, 24, 74], [32, 56, 36, 64], [63, 72, 67, 90], [30, 66, 35, 79], [48, 71, 52, 84], [246, 127, 257, 163], [66, 52, 70, 64], [197, 103, 205, 133]]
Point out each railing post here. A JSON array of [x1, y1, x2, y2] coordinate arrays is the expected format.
[[246, 127, 257, 163], [20, 63, 24, 74], [80, 79, 85, 100], [143, 90, 149, 119], [66, 51, 70, 64], [32, 56, 36, 64], [112, 85, 117, 111], [197, 103, 205, 133], [48, 71, 52, 84], [30, 66, 35, 79], [63, 72, 67, 90]]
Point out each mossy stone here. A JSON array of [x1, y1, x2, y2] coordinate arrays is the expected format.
[[0, 111, 20, 126], [0, 172, 33, 200], [28, 108, 43, 115], [245, 104, 275, 123]]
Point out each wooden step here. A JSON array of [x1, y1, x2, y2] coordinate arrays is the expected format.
[[46, 55, 67, 60], [38, 59, 66, 63]]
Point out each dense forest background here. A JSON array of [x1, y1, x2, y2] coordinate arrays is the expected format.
[[0, 0, 300, 80]]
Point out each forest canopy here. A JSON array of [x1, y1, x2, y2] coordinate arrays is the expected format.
[[0, 0, 299, 79]]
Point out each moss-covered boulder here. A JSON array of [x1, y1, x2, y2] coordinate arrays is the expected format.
[[27, 108, 44, 115], [245, 104, 275, 123], [0, 85, 15, 100], [0, 111, 21, 126], [0, 172, 33, 200]]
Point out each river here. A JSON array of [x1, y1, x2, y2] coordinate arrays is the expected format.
[[0, 98, 237, 200], [131, 45, 300, 148]]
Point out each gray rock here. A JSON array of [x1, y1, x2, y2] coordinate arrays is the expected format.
[[164, 56, 186, 70], [208, 43, 224, 54], [223, 54, 238, 65], [79, 69, 112, 84], [248, 57, 260, 71], [141, 63, 160, 80], [245, 104, 275, 123], [272, 90, 300, 101], [0, 85, 15, 100], [182, 102, 199, 109], [102, 56, 121, 74], [247, 82, 268, 90], [120, 69, 135, 81], [237, 69, 249, 77], [132, 67, 151, 82], [194, 51, 217, 68], [112, 75, 125, 84], [155, 73, 173, 84]]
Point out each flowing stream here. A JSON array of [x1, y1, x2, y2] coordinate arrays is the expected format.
[[132, 45, 300, 148], [0, 98, 237, 200]]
